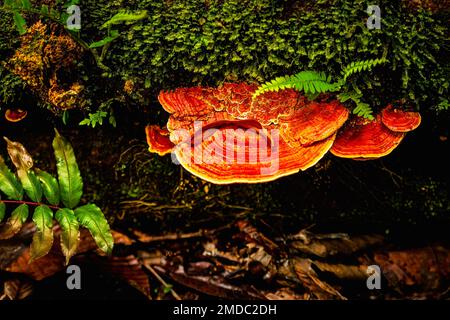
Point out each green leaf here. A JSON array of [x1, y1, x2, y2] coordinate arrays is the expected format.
[[52, 130, 83, 209], [30, 205, 54, 261], [88, 31, 120, 48], [40, 4, 49, 15], [36, 169, 60, 206], [253, 71, 338, 99], [0, 202, 5, 223], [17, 169, 43, 202], [101, 10, 148, 29], [55, 208, 79, 264], [13, 11, 27, 35], [62, 110, 70, 125], [75, 204, 113, 255], [0, 204, 28, 240], [21, 0, 32, 10], [0, 156, 23, 200]]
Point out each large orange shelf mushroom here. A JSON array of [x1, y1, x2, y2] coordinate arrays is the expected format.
[[147, 83, 421, 184], [279, 99, 349, 147], [381, 104, 422, 132]]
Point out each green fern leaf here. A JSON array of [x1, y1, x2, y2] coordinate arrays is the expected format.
[[101, 10, 148, 29], [342, 58, 388, 81], [75, 204, 114, 255], [17, 170, 43, 203], [36, 169, 60, 206], [0, 156, 23, 200], [30, 205, 54, 262], [0, 204, 28, 240], [55, 208, 80, 264], [253, 71, 338, 99], [52, 130, 83, 209]]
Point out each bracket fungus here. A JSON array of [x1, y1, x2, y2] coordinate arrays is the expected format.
[[381, 104, 422, 132], [5, 109, 28, 122], [145, 125, 174, 156], [147, 84, 421, 184], [330, 116, 406, 159]]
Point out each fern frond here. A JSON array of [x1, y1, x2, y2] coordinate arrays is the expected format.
[[341, 58, 388, 82], [253, 71, 338, 99], [338, 91, 374, 120]]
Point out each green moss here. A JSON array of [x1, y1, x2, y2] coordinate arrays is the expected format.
[[90, 0, 448, 113]]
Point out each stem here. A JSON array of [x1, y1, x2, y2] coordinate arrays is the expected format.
[[0, 200, 60, 211]]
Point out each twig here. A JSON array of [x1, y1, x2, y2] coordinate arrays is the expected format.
[[132, 224, 231, 243], [142, 263, 181, 300]]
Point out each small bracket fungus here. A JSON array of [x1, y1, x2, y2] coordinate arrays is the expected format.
[[381, 104, 422, 132], [330, 116, 405, 159], [5, 109, 28, 122], [145, 125, 175, 156]]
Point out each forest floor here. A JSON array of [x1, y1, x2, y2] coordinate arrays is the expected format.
[[0, 104, 449, 300]]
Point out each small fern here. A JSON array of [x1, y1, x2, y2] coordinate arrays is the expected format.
[[0, 131, 114, 264], [338, 91, 374, 120], [252, 71, 339, 98], [341, 58, 388, 82], [253, 58, 387, 120]]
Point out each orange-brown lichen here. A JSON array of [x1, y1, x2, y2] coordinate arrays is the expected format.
[[6, 21, 85, 111]]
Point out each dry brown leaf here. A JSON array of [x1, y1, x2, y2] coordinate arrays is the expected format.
[[92, 254, 150, 298], [4, 228, 134, 281], [290, 234, 384, 258], [3, 279, 33, 300], [373, 246, 450, 291], [155, 264, 266, 300]]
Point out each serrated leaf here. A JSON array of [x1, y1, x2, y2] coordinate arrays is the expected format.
[[52, 130, 83, 209], [0, 202, 5, 222], [35, 169, 60, 206], [30, 205, 54, 261], [17, 170, 42, 202], [0, 156, 23, 200], [55, 208, 79, 264], [0, 204, 28, 240], [75, 204, 113, 255]]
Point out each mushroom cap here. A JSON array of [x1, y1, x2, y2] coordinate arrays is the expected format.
[[158, 87, 213, 115], [249, 89, 303, 125], [381, 104, 421, 132], [279, 99, 349, 146], [172, 121, 336, 184], [5, 109, 27, 122], [331, 116, 405, 159], [206, 83, 257, 117], [145, 125, 175, 156]]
